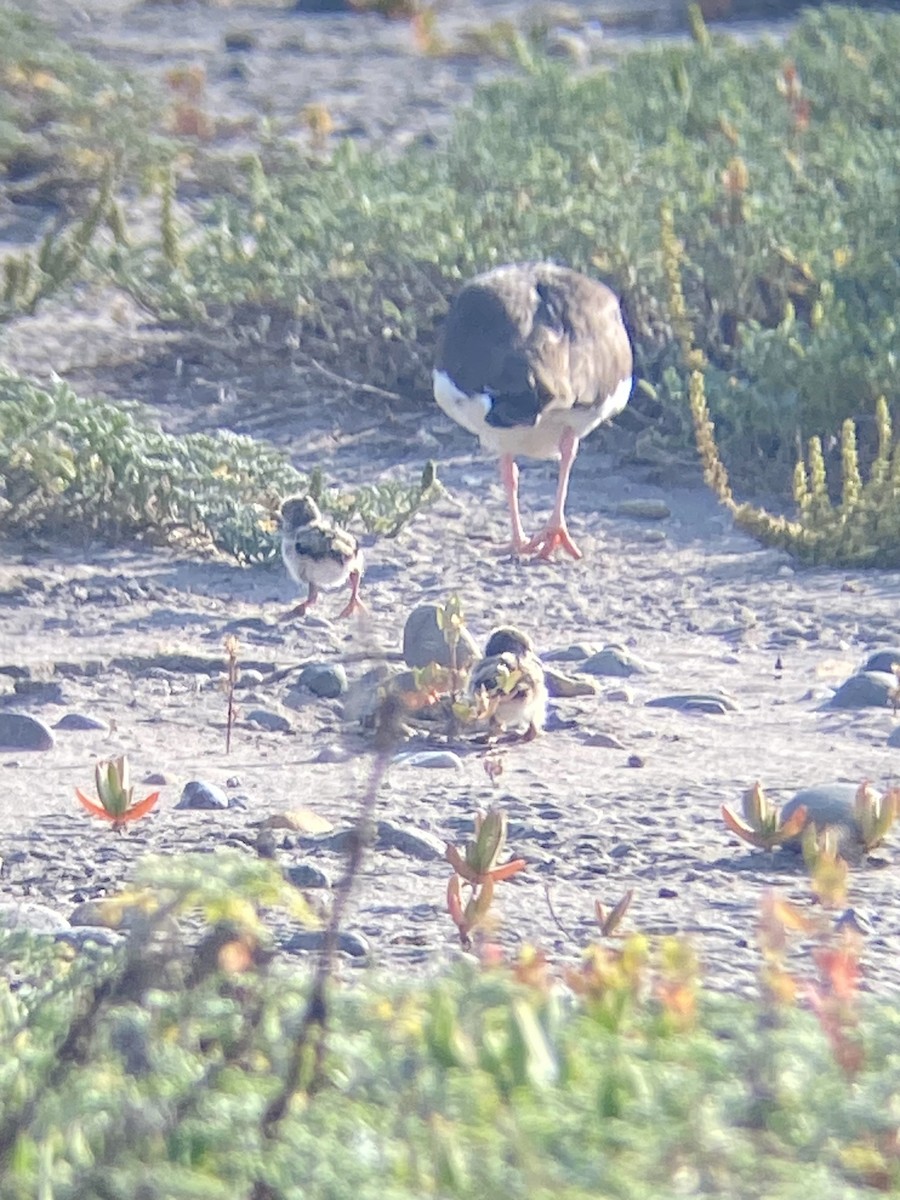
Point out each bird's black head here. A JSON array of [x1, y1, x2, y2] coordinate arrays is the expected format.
[[280, 495, 321, 532], [484, 626, 535, 658]]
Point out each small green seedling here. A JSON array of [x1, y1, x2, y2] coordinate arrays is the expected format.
[[76, 755, 159, 831]]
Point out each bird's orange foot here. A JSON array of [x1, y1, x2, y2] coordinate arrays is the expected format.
[[337, 595, 368, 620], [522, 525, 583, 561]]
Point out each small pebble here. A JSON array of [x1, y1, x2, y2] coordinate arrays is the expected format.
[[245, 707, 292, 733], [13, 680, 65, 704], [604, 688, 633, 704], [888, 727, 900, 748], [580, 647, 651, 678], [314, 743, 351, 764], [646, 692, 738, 714], [176, 780, 238, 810], [298, 663, 348, 699], [285, 863, 332, 889], [543, 667, 599, 698], [580, 732, 626, 750], [144, 772, 168, 786], [615, 498, 671, 520], [542, 643, 597, 663], [626, 754, 645, 768], [376, 820, 445, 860], [0, 712, 55, 751], [393, 750, 462, 770], [281, 929, 369, 958], [658, 887, 678, 899]]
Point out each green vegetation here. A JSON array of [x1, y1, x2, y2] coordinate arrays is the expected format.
[[0, 369, 439, 559], [2, 849, 900, 1199], [113, 6, 899, 494]]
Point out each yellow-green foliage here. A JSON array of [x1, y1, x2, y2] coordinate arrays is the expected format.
[[0, 369, 438, 559], [691, 373, 898, 568]]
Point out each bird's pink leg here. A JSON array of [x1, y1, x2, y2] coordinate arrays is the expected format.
[[494, 454, 530, 555], [337, 569, 367, 619], [282, 582, 318, 621], [522, 427, 583, 560]]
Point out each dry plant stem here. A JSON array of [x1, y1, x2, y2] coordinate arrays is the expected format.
[[260, 744, 392, 1136], [544, 883, 575, 943], [305, 356, 405, 404]]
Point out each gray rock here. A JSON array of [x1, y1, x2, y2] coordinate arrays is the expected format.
[[544, 667, 600, 698], [313, 743, 352, 764], [780, 782, 875, 853], [175, 780, 237, 810], [580, 731, 627, 749], [402, 604, 478, 670], [0, 712, 55, 751], [646, 692, 738, 714], [13, 679, 65, 704], [0, 899, 66, 934], [245, 707, 292, 733], [393, 750, 462, 770], [285, 863, 332, 889], [862, 648, 900, 675], [144, 772, 168, 786], [826, 672, 896, 710], [298, 663, 348, 699], [376, 820, 445, 860], [542, 643, 597, 663], [580, 647, 651, 678], [281, 929, 369, 958], [615, 498, 671, 520], [53, 712, 109, 732], [888, 727, 900, 748]]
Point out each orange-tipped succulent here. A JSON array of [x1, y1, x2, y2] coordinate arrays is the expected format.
[[445, 808, 525, 946], [76, 755, 160, 831], [445, 807, 526, 886], [721, 781, 807, 851]]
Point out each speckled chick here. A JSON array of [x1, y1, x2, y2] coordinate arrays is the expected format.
[[469, 626, 548, 741], [280, 495, 365, 620]]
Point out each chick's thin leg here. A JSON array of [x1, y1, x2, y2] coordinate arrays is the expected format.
[[337, 569, 367, 619]]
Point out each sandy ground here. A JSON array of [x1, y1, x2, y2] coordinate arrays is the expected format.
[[1, 0, 898, 998]]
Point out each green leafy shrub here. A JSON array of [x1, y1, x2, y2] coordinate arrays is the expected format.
[[3, 851, 900, 1198], [112, 6, 898, 491], [0, 368, 438, 558]]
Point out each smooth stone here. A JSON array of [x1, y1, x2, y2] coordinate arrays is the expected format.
[[392, 750, 462, 770], [0, 899, 66, 934], [646, 692, 738, 713], [604, 688, 634, 704], [543, 667, 600, 698], [780, 783, 876, 853], [285, 863, 332, 889], [239, 669, 267, 687], [256, 809, 333, 834], [888, 727, 900, 748], [313, 743, 351, 764], [144, 771, 168, 786], [298, 663, 348, 699], [615, 498, 671, 520], [245, 707, 292, 733], [376, 820, 445, 860], [402, 604, 478, 670], [862, 649, 900, 675], [0, 712, 55, 751], [13, 680, 65, 704], [542, 644, 598, 663], [175, 780, 234, 810], [825, 672, 896, 710], [281, 928, 369, 958], [581, 731, 627, 750], [580, 647, 650, 678], [53, 712, 109, 732]]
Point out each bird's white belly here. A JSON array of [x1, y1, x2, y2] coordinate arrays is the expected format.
[[282, 546, 361, 590], [433, 369, 632, 461]]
